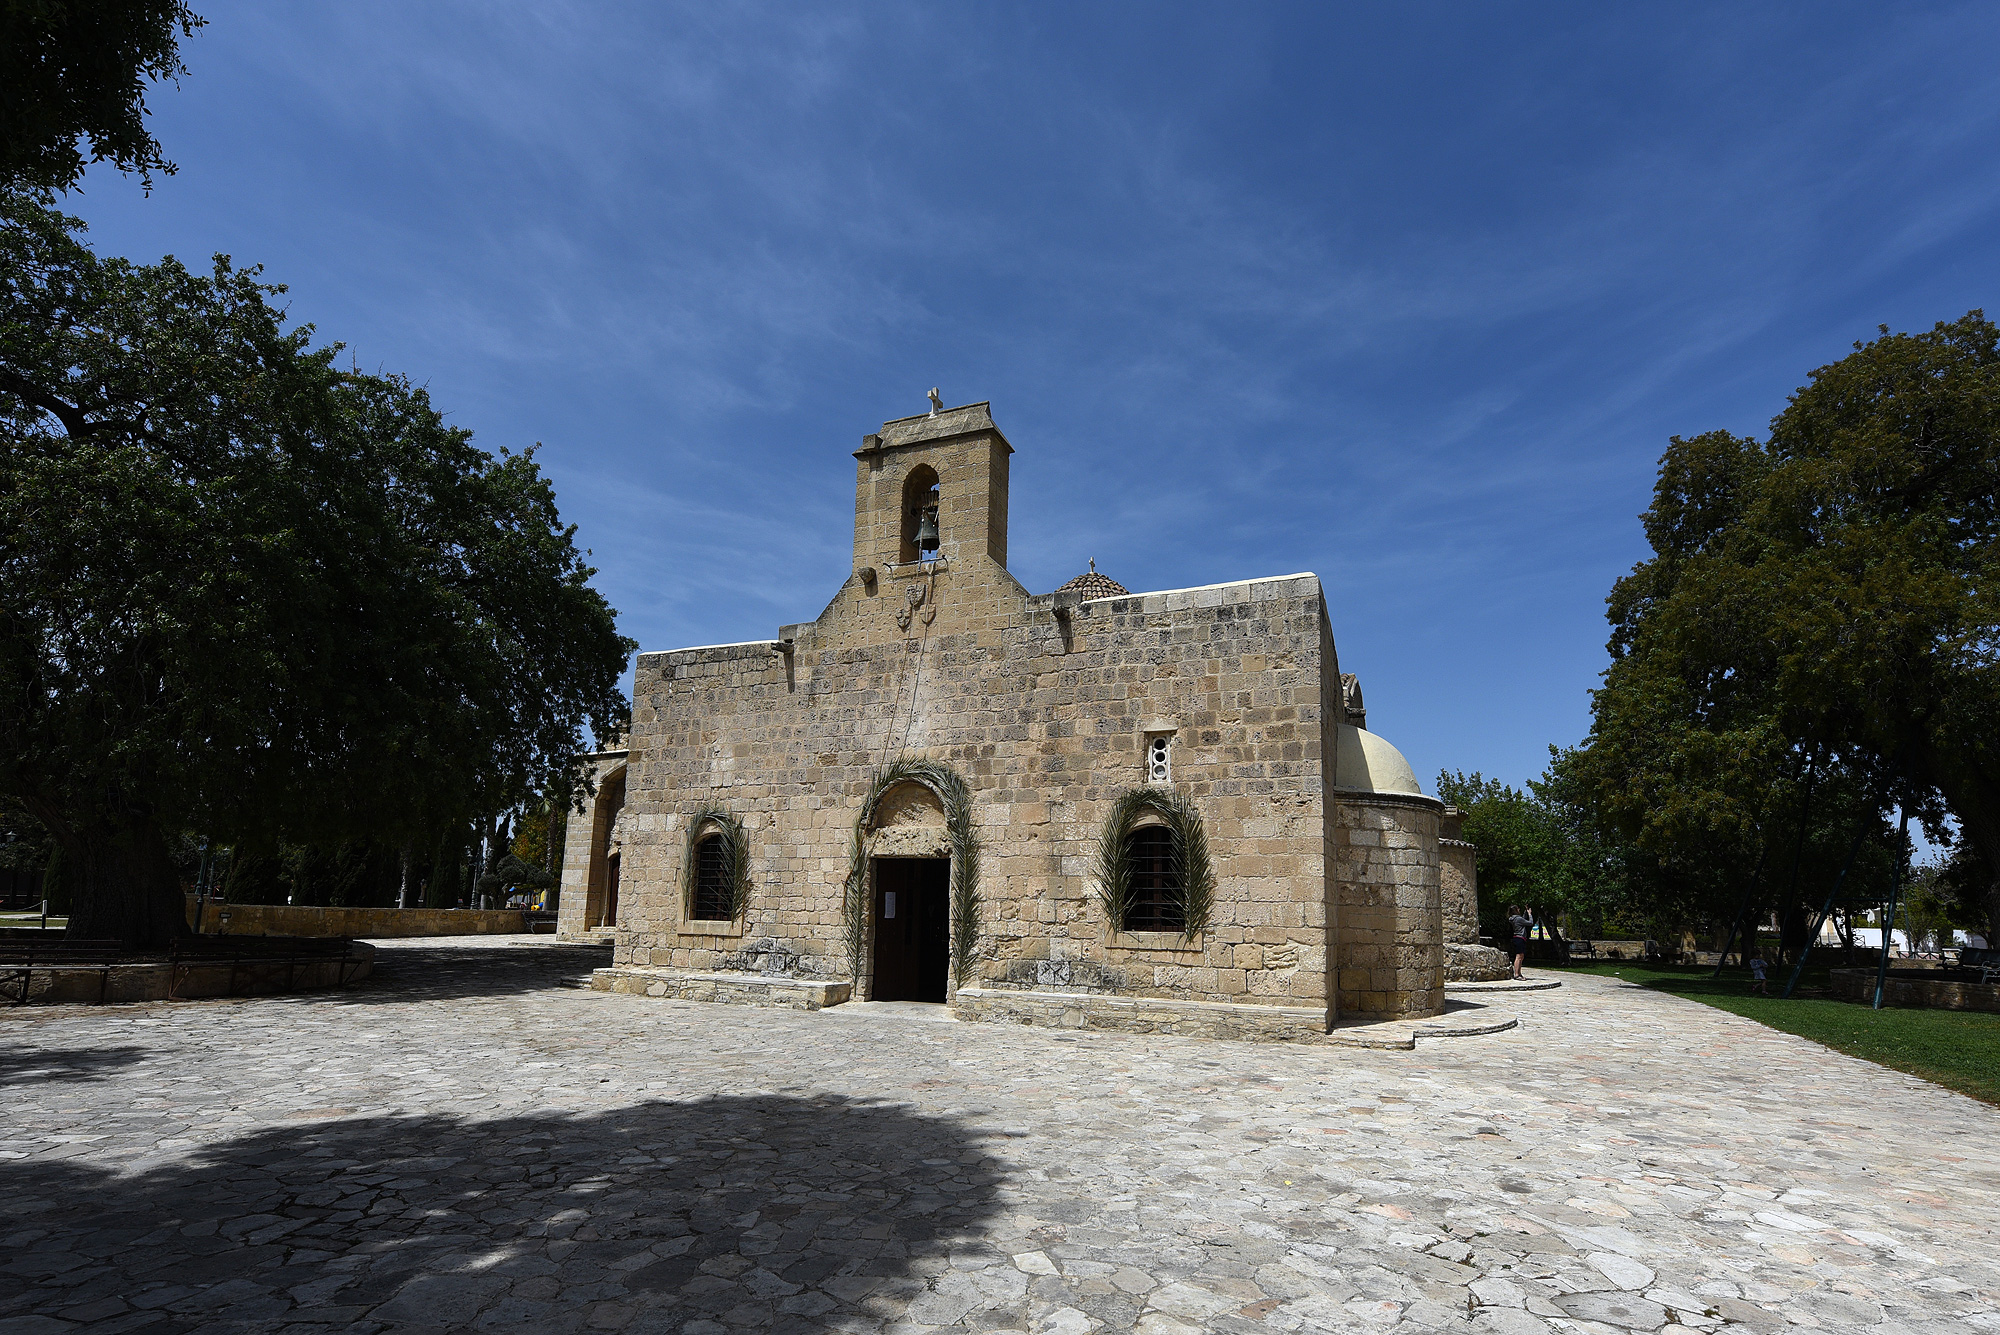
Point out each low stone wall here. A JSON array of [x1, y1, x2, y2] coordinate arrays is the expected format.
[[590, 966, 850, 1010], [953, 986, 1331, 1041], [1829, 967, 2000, 1013], [186, 900, 527, 938], [1574, 939, 1648, 959], [1445, 943, 1510, 982], [2, 942, 373, 1005]]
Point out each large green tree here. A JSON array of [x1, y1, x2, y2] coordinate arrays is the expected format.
[[1581, 315, 1999, 938], [0, 193, 634, 946], [1438, 751, 1632, 939], [2, 1, 203, 192]]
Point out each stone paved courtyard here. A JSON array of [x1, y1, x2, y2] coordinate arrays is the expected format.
[[2, 939, 1996, 1334]]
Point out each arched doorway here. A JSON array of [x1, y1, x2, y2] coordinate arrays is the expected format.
[[865, 780, 952, 1002]]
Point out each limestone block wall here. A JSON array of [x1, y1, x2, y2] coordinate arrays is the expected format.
[[1334, 792, 1444, 1019], [557, 751, 627, 937], [1318, 616, 1344, 1018], [611, 569, 1340, 1017], [186, 901, 526, 938], [1440, 840, 1480, 944]]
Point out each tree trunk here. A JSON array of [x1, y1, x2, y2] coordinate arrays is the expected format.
[[1957, 811, 2000, 947], [56, 818, 189, 950], [398, 845, 413, 909]]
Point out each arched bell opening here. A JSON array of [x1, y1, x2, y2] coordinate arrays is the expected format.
[[899, 464, 941, 563]]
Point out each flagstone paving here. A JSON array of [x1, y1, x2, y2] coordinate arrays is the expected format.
[[1, 937, 1996, 1334]]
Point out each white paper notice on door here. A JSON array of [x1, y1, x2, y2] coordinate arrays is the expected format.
[[883, 892, 896, 919]]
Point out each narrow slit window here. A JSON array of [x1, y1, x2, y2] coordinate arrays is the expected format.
[[1147, 734, 1172, 783]]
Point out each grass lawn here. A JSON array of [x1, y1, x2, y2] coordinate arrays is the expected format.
[[1563, 960, 2000, 1107], [0, 911, 64, 927]]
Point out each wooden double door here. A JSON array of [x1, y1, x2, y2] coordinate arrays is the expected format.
[[871, 857, 950, 1002]]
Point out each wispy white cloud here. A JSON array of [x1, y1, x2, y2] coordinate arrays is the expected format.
[[76, 0, 2000, 785]]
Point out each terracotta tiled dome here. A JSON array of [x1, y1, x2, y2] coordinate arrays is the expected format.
[[1055, 561, 1129, 599]]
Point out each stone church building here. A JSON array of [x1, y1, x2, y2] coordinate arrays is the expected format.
[[559, 401, 1474, 1037]]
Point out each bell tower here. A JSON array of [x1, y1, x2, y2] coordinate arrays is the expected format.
[[853, 400, 1011, 575]]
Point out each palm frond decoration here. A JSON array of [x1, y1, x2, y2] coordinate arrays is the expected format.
[[841, 819, 868, 983], [1094, 786, 1215, 943], [682, 807, 752, 921], [950, 820, 981, 988], [841, 758, 982, 989]]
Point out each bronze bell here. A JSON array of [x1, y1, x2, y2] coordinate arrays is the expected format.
[[915, 505, 940, 551]]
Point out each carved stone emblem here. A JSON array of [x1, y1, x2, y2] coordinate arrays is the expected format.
[[896, 579, 929, 631]]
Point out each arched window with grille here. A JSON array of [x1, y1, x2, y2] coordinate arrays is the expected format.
[[1122, 825, 1184, 933], [690, 833, 735, 921]]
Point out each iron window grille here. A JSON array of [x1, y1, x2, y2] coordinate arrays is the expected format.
[[1122, 825, 1185, 933], [691, 835, 735, 921]]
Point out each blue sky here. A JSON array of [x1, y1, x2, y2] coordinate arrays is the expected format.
[[70, 2, 2000, 793]]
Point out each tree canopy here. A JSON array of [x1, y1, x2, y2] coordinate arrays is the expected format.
[[1, 1, 203, 192], [1575, 314, 1999, 939], [1439, 750, 1631, 939], [0, 192, 634, 945]]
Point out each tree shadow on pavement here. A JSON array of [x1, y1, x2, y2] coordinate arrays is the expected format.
[[0, 1094, 1015, 1334], [0, 1045, 147, 1086], [300, 940, 617, 1007]]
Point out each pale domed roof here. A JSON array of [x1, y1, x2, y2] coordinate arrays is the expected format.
[[1334, 723, 1422, 796]]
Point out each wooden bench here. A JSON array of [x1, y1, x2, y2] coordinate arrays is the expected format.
[[1953, 946, 2000, 984], [0, 940, 126, 1004]]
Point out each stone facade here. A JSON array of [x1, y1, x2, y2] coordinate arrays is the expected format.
[[1436, 805, 1509, 982], [1439, 807, 1480, 944], [562, 401, 1455, 1028], [557, 749, 627, 937], [1333, 793, 1443, 1018]]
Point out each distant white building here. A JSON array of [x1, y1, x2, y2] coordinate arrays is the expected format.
[[1821, 924, 1987, 952]]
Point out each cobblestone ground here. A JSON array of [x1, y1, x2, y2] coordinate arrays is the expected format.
[[2, 939, 1997, 1335]]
